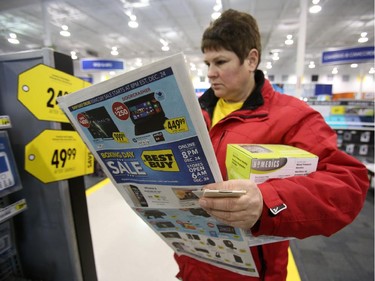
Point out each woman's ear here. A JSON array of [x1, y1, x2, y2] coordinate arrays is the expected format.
[[246, 49, 259, 71]]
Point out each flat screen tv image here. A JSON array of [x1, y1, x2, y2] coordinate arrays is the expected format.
[[124, 93, 168, 135], [81, 106, 120, 140]]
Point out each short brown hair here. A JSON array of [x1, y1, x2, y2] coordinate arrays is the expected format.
[[201, 9, 262, 66]]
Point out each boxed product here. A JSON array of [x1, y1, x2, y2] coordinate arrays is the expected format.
[[226, 144, 318, 183]]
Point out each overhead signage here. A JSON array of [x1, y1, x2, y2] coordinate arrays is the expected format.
[[25, 130, 94, 183], [81, 59, 125, 71], [322, 46, 374, 64], [18, 64, 91, 123]]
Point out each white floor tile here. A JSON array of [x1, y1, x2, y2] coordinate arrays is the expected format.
[[87, 181, 179, 281]]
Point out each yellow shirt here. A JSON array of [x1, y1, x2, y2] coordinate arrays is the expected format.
[[212, 98, 244, 127]]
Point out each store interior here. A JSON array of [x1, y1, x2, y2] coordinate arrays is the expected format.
[[0, 0, 374, 280]]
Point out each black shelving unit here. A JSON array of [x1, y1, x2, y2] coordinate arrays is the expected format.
[[0, 49, 97, 281]]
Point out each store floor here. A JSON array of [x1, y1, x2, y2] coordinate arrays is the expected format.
[[85, 177, 374, 281]]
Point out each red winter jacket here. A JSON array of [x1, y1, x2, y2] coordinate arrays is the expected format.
[[175, 70, 369, 281]]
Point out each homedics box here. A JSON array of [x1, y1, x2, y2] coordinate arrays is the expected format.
[[226, 144, 318, 184]]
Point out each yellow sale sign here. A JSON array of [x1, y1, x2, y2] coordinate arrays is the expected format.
[[25, 130, 94, 183], [18, 64, 91, 122]]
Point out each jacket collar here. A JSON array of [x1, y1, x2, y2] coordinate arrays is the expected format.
[[199, 70, 266, 116]]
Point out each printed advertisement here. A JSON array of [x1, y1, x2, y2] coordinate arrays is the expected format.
[[57, 53, 259, 277]]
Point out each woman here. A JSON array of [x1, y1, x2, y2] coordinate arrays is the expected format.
[[174, 9, 369, 281]]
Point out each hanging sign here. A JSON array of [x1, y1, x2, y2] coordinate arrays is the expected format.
[[18, 64, 91, 123], [322, 46, 374, 64], [25, 130, 94, 183], [80, 59, 125, 71]]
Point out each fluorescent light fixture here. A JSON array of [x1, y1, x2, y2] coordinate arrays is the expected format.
[[128, 20, 139, 28], [272, 52, 280, 61], [309, 5, 322, 13], [350, 63, 358, 68], [358, 32, 369, 43], [308, 61, 316, 68], [60, 25, 71, 37], [70, 51, 78, 60], [211, 12, 221, 20], [332, 67, 338, 74], [111, 47, 119, 56], [7, 33, 19, 44], [285, 35, 294, 45], [161, 45, 170, 51]]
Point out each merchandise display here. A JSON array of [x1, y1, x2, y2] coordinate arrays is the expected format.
[[0, 118, 27, 280]]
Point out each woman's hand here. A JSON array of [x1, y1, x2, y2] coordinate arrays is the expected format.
[[198, 179, 263, 230]]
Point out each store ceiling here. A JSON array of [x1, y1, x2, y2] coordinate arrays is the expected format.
[[0, 0, 374, 77]]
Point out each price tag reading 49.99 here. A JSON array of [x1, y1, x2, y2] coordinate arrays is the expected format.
[[51, 148, 76, 168], [25, 130, 94, 183]]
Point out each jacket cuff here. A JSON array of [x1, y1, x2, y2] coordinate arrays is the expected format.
[[251, 182, 286, 235]]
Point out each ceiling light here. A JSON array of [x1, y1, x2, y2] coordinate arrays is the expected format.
[[266, 62, 272, 69], [358, 32, 369, 43], [60, 25, 70, 37], [285, 35, 294, 45], [211, 12, 221, 20], [122, 0, 150, 8], [7, 33, 19, 44], [135, 58, 143, 67], [309, 5, 322, 14], [111, 47, 119, 56], [70, 51, 78, 60], [350, 63, 358, 68], [161, 45, 169, 51], [312, 0, 320, 4], [308, 61, 316, 68], [369, 67, 375, 74], [128, 20, 139, 28], [332, 67, 338, 74], [272, 52, 280, 61]]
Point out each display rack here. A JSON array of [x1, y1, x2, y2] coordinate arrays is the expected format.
[[0, 116, 27, 280], [308, 100, 374, 188], [0, 49, 97, 281]]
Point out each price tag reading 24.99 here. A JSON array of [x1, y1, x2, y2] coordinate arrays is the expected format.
[[18, 64, 91, 123], [25, 130, 94, 183], [164, 117, 188, 134]]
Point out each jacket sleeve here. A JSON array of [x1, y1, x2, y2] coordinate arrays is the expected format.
[[251, 108, 369, 239]]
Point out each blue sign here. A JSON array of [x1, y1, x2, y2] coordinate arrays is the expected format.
[[322, 46, 374, 64], [81, 59, 125, 71]]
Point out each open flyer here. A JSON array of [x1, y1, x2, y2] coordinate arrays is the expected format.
[[57, 53, 259, 277]]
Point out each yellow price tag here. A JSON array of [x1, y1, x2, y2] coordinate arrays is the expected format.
[[331, 106, 345, 115], [112, 132, 129, 143], [18, 64, 91, 123], [0, 116, 11, 128], [164, 117, 189, 134], [25, 130, 94, 183]]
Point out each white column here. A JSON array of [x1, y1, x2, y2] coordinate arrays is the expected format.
[[296, 0, 308, 98], [42, 0, 52, 48]]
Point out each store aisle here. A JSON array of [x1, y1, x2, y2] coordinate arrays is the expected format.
[[86, 179, 179, 281]]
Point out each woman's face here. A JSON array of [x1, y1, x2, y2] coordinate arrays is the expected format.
[[203, 48, 257, 103]]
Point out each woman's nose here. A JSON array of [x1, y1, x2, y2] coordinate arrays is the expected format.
[[207, 65, 217, 79]]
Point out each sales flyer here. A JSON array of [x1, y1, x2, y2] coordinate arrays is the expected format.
[[57, 53, 259, 277]]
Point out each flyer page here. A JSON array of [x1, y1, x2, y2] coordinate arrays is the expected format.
[[57, 53, 259, 277]]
